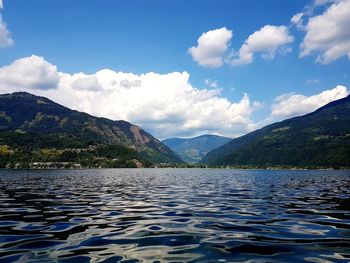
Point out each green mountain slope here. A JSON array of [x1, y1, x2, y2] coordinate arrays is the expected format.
[[201, 95, 350, 168], [0, 92, 182, 166], [163, 134, 231, 163]]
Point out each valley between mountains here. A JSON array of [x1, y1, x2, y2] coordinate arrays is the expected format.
[[0, 92, 349, 169]]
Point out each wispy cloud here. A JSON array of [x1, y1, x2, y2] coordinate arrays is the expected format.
[[204, 79, 219, 89], [304, 78, 320, 84], [0, 0, 14, 47]]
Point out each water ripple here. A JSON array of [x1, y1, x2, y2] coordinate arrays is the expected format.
[[0, 168, 349, 262]]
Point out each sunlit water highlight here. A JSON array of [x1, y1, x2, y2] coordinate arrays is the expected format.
[[0, 168, 349, 262]]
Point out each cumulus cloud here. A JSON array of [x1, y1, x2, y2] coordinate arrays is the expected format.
[[300, 0, 350, 63], [0, 55, 261, 139], [120, 79, 141, 88], [270, 85, 348, 119], [188, 27, 233, 68], [230, 25, 294, 66], [0, 0, 3, 9], [71, 75, 102, 91], [0, 55, 60, 90]]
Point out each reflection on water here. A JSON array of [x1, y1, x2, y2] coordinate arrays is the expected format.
[[0, 168, 349, 262]]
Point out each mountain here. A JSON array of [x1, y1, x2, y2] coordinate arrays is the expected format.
[[0, 92, 182, 167], [163, 134, 231, 163], [201, 95, 350, 168]]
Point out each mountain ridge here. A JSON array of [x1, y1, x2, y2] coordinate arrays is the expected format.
[[0, 92, 182, 165], [163, 134, 231, 163], [201, 95, 350, 168]]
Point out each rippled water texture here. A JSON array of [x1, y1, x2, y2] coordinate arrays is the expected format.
[[0, 169, 349, 262]]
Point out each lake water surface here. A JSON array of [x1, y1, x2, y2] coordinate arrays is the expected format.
[[0, 169, 349, 262]]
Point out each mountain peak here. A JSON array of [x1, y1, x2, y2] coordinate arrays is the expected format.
[[0, 92, 182, 164]]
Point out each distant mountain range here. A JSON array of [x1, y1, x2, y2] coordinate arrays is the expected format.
[[201, 95, 350, 169], [0, 92, 182, 168], [1, 92, 349, 169], [162, 135, 231, 163]]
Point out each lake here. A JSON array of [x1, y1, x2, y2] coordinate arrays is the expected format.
[[0, 169, 349, 262]]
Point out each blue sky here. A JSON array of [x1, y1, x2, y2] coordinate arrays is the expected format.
[[0, 0, 349, 138]]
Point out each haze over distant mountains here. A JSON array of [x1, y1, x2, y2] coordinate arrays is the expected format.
[[201, 95, 350, 168], [162, 135, 231, 163]]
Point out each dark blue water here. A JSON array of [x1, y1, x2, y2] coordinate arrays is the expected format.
[[0, 169, 349, 262]]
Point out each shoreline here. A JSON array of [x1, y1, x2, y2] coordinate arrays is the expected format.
[[0, 166, 349, 171]]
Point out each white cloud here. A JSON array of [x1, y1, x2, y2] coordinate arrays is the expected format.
[[300, 0, 350, 63], [71, 75, 102, 91], [314, 0, 332, 6], [0, 1, 13, 47], [270, 85, 348, 119], [204, 79, 219, 88], [188, 27, 233, 68], [305, 78, 320, 84], [230, 25, 294, 66], [0, 14, 13, 47], [120, 79, 141, 88], [0, 55, 261, 139], [0, 55, 60, 90], [291, 13, 304, 29]]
